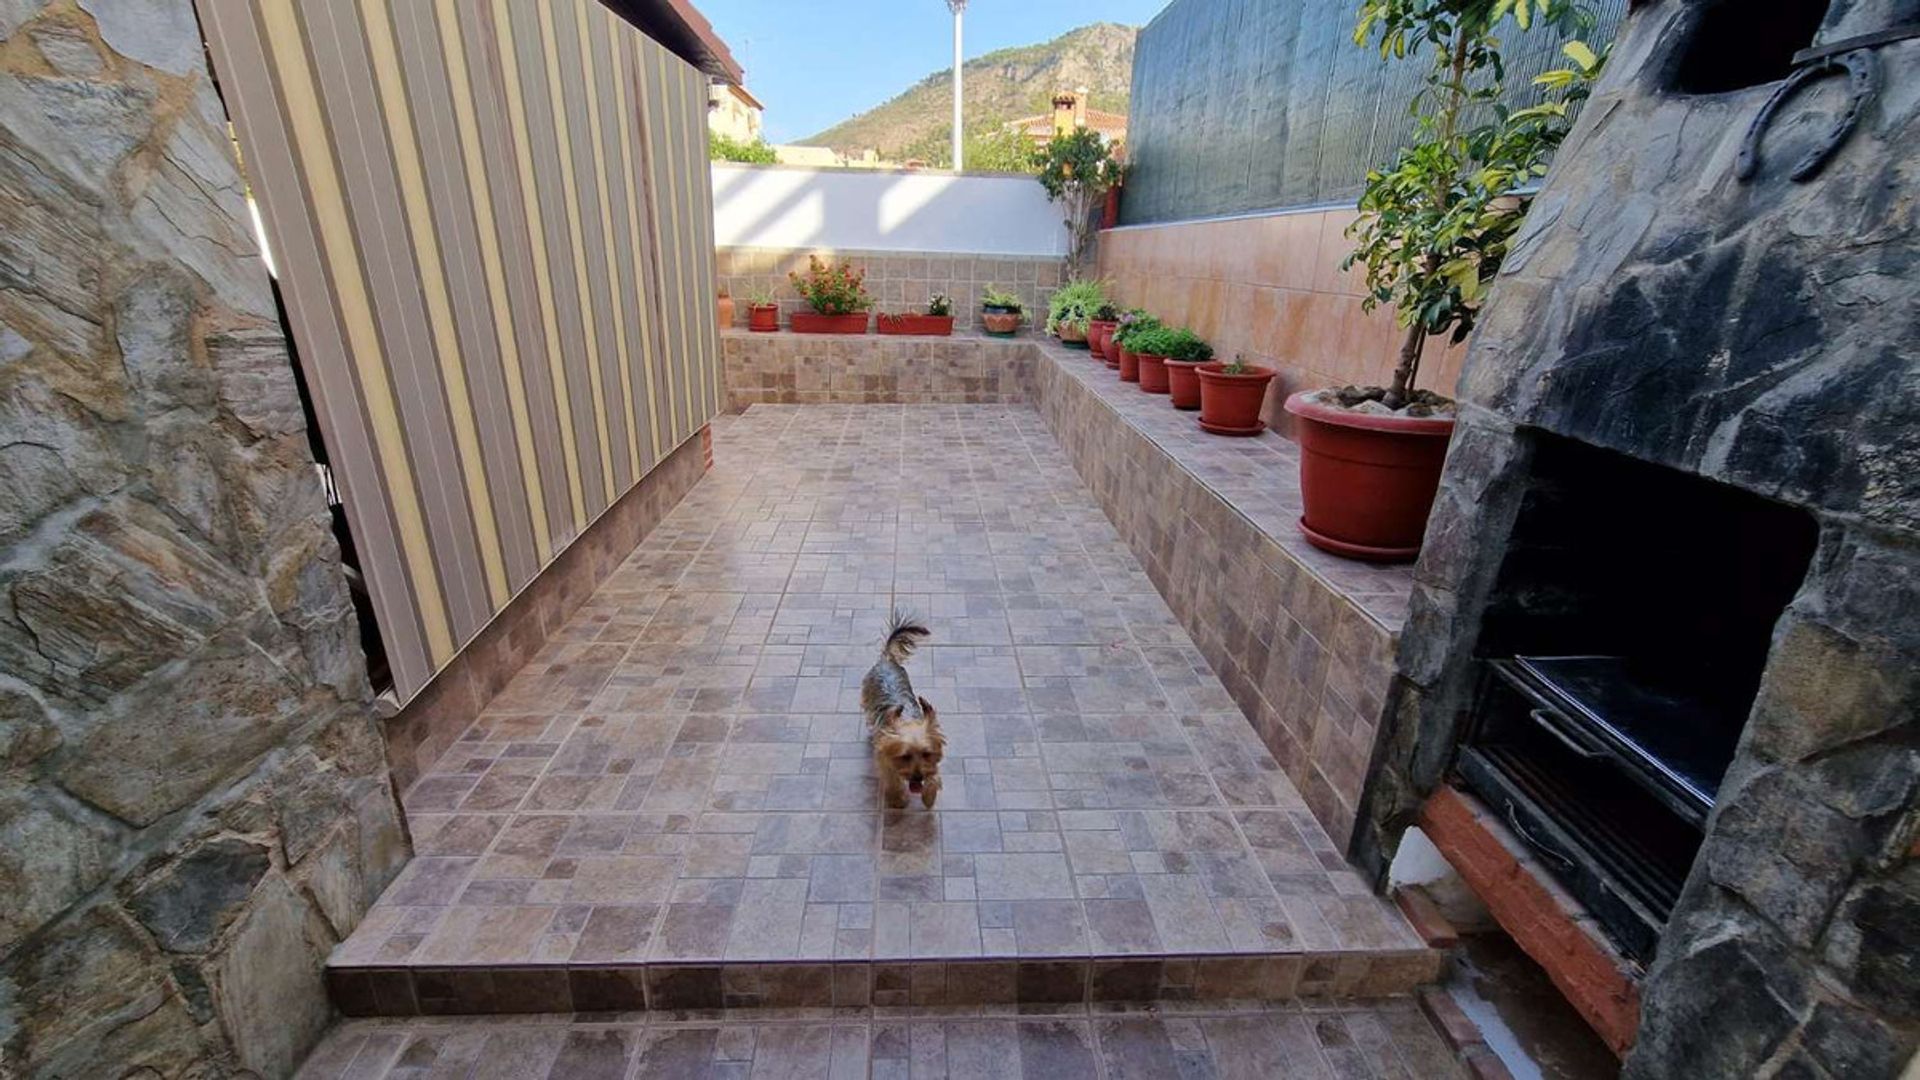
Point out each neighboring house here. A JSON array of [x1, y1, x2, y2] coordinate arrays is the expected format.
[[773, 144, 894, 169], [1007, 87, 1127, 148], [708, 80, 764, 142]]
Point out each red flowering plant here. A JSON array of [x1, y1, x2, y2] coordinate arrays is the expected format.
[[788, 256, 872, 315]]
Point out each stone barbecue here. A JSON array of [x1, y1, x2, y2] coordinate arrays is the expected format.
[[1356, 0, 1919, 1076]]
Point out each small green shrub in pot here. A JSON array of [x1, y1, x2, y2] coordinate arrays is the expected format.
[[981, 285, 1024, 314], [744, 283, 779, 332], [788, 256, 872, 315], [981, 285, 1024, 336], [1046, 279, 1107, 345], [1111, 310, 1160, 352], [786, 257, 872, 333], [1130, 326, 1213, 398]]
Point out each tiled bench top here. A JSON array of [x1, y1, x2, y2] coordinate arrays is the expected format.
[[1032, 340, 1415, 633]]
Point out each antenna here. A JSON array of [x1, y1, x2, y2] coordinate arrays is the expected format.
[[947, 1, 967, 171]]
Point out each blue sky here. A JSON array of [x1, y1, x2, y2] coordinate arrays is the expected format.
[[696, 0, 1172, 143]]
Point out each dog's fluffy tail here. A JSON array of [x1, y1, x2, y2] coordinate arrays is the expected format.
[[881, 611, 931, 663]]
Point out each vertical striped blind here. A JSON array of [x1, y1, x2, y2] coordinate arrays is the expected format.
[[199, 0, 722, 700]]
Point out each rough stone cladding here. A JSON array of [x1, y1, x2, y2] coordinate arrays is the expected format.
[[1357, 3, 1920, 1075], [0, 3, 406, 1075]]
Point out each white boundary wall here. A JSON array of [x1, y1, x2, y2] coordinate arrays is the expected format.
[[712, 163, 1066, 256]]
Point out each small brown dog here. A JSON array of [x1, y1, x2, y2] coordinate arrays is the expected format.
[[863, 613, 944, 809]]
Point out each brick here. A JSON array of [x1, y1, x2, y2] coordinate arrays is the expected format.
[[1418, 786, 1641, 1056]]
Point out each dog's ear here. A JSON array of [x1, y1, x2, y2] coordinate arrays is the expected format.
[[918, 696, 938, 723]]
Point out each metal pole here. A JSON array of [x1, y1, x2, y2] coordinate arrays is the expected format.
[[948, 1, 966, 171]]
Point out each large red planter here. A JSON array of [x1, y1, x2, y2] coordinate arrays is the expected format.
[[876, 314, 954, 336], [1164, 359, 1204, 409], [1118, 349, 1141, 382], [1195, 362, 1275, 436], [791, 312, 870, 334], [748, 305, 779, 332], [1135, 353, 1169, 392], [1284, 390, 1457, 563]]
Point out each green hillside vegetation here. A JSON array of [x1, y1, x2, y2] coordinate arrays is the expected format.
[[799, 22, 1137, 163]]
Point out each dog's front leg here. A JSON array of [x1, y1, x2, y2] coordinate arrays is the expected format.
[[920, 776, 941, 809], [880, 769, 908, 810]]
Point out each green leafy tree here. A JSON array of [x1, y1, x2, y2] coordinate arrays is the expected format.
[[1343, 0, 1602, 408], [1036, 128, 1121, 268], [710, 132, 778, 164], [900, 124, 1041, 174]]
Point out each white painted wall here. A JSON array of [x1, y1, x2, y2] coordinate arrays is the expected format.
[[712, 163, 1066, 256]]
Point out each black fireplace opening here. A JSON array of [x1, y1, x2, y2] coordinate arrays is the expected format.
[[1668, 0, 1832, 95], [1456, 434, 1819, 961]]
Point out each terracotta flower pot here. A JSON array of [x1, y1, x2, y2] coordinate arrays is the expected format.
[[1088, 319, 1118, 360], [1118, 348, 1141, 382], [717, 296, 736, 330], [1164, 359, 1204, 408], [1284, 390, 1457, 563], [1196, 362, 1275, 435], [1057, 321, 1089, 347], [1135, 353, 1168, 392], [748, 304, 779, 332], [790, 311, 869, 334], [877, 314, 954, 336], [982, 307, 1021, 336]]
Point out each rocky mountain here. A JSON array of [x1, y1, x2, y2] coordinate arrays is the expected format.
[[798, 22, 1137, 159]]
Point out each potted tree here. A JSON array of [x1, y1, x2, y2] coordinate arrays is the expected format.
[[1197, 354, 1277, 435], [1088, 302, 1121, 361], [878, 294, 955, 336], [981, 285, 1024, 337], [745, 283, 779, 332], [1036, 127, 1120, 270], [788, 256, 872, 333], [1046, 279, 1105, 348], [1111, 310, 1159, 378], [1284, 0, 1600, 560], [1138, 327, 1212, 399]]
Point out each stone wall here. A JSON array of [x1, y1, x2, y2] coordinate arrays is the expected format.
[[1358, 3, 1919, 1074], [717, 247, 1060, 334], [0, 3, 406, 1076]]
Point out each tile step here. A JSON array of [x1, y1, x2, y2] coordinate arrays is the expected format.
[[326, 947, 1442, 1016]]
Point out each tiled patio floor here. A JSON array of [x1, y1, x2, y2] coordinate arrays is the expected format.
[[299, 999, 1468, 1079], [333, 405, 1431, 1010]]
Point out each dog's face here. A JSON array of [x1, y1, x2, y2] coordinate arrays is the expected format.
[[875, 697, 944, 795]]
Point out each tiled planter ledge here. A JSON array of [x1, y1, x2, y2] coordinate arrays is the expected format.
[[1028, 340, 1409, 850], [722, 328, 1034, 410]]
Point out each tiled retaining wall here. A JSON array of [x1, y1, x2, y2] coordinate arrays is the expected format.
[[1096, 209, 1467, 437], [717, 247, 1061, 334], [1030, 347, 1399, 848], [384, 433, 709, 791], [721, 330, 1034, 410]]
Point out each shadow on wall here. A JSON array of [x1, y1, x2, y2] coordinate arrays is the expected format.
[[711, 163, 1066, 257]]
